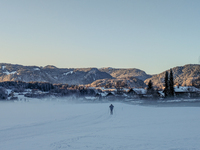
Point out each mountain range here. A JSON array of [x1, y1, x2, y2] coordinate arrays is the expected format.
[[0, 63, 200, 89]]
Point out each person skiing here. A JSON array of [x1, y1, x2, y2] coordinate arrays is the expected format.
[[109, 104, 114, 115]]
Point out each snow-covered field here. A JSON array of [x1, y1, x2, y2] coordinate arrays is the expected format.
[[0, 99, 200, 150]]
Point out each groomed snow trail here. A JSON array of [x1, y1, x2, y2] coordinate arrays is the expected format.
[[0, 100, 200, 150]]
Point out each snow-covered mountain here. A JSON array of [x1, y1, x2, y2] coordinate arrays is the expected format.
[[0, 63, 113, 85], [1, 63, 200, 89], [144, 64, 200, 89], [0, 63, 150, 87]]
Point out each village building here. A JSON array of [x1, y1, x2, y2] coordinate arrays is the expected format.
[[174, 86, 200, 98]]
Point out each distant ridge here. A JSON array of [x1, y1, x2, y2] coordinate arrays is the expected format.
[[99, 67, 151, 81], [0, 63, 113, 85], [0, 63, 200, 88]]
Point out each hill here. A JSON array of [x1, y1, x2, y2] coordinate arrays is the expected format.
[[89, 76, 146, 88], [0, 63, 113, 85], [144, 64, 200, 89], [0, 63, 150, 87], [1, 63, 200, 89], [99, 67, 151, 81]]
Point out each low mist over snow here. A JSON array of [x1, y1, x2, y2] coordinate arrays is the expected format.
[[0, 99, 200, 150]]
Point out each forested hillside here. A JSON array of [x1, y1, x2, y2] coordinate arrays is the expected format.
[[144, 64, 200, 89]]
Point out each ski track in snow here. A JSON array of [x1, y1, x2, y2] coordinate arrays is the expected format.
[[0, 100, 200, 150]]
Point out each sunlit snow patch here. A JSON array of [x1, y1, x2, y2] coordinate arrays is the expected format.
[[6, 89, 12, 95], [174, 86, 200, 92], [133, 88, 147, 94], [3, 70, 17, 75], [63, 71, 73, 75], [2, 66, 6, 70], [33, 68, 40, 71]]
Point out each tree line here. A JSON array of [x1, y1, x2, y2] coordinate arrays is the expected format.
[[0, 81, 96, 100]]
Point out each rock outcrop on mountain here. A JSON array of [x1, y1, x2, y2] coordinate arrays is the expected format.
[[144, 64, 200, 89], [99, 67, 151, 81], [0, 63, 113, 85]]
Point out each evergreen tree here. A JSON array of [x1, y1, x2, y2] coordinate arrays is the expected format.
[[147, 80, 153, 93], [147, 80, 153, 90], [169, 68, 174, 97], [147, 80, 159, 98], [163, 71, 169, 97]]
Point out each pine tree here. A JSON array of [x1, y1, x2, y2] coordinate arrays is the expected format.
[[147, 80, 153, 90], [169, 68, 174, 97], [164, 71, 169, 98], [147, 80, 153, 92]]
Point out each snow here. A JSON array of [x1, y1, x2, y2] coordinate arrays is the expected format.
[[100, 92, 107, 97], [123, 88, 130, 92], [0, 99, 200, 150], [63, 71, 73, 75], [98, 87, 117, 92], [3, 70, 17, 75], [33, 68, 40, 71], [6, 89, 12, 95], [174, 86, 200, 92], [85, 96, 97, 100], [2, 66, 6, 70], [158, 90, 165, 97], [133, 88, 147, 94]]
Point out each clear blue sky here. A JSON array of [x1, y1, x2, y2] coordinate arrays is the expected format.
[[0, 0, 200, 74]]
